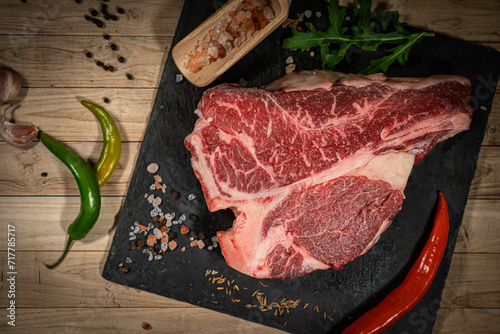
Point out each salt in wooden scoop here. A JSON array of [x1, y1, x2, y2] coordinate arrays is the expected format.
[[172, 0, 292, 87]]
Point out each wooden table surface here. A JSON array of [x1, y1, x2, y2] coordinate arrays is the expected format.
[[0, 0, 498, 332]]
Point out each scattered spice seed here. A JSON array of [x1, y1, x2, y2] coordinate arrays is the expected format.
[[126, 73, 134, 80], [118, 267, 129, 273], [118, 56, 125, 63], [84, 15, 91, 21], [103, 97, 110, 103], [90, 9, 98, 16], [85, 51, 93, 58], [137, 239, 145, 247], [167, 230, 176, 239], [116, 6, 125, 14], [110, 43, 118, 51], [171, 190, 180, 199], [111, 15, 118, 21], [103, 33, 111, 40], [108, 65, 115, 72], [74, 0, 81, 3], [41, 172, 48, 177], [313, 289, 319, 294]]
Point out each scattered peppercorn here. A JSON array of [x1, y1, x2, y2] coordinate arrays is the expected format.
[[110, 43, 118, 51], [103, 97, 111, 104], [118, 267, 129, 273], [167, 230, 176, 239], [74, 0, 82, 3], [199, 232, 206, 240], [41, 172, 48, 177], [137, 239, 145, 247], [171, 190, 179, 199], [103, 33, 111, 40], [90, 8, 98, 16], [20, 0, 27, 3], [85, 51, 93, 58], [130, 241, 137, 249], [116, 6, 125, 14], [91, 17, 104, 28], [96, 60, 104, 67], [189, 214, 199, 222], [111, 15, 118, 21], [118, 56, 125, 63], [103, 65, 109, 71], [84, 14, 91, 21], [126, 73, 134, 80]]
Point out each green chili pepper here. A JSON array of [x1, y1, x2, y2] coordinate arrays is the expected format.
[[40, 131, 101, 269], [81, 100, 122, 188]]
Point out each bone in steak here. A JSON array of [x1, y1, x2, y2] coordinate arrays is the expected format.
[[184, 71, 472, 280]]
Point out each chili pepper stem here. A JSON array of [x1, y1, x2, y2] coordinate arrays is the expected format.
[[46, 236, 74, 269]]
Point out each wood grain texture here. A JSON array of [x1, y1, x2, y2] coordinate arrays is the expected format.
[[0, 307, 284, 333], [434, 308, 500, 334], [468, 146, 500, 199], [0, 0, 183, 36], [0, 35, 172, 88], [3, 88, 154, 142], [0, 141, 139, 196]]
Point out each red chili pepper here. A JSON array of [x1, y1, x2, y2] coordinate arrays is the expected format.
[[342, 192, 449, 334]]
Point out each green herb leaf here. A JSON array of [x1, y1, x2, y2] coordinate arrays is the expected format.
[[282, 0, 434, 74]]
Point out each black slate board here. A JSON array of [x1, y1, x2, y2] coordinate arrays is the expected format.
[[102, 1, 500, 333]]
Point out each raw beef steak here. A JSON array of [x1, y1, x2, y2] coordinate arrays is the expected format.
[[184, 71, 472, 279]]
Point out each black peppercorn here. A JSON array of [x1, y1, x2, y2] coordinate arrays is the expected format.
[[84, 14, 91, 21], [107, 65, 115, 72], [126, 73, 134, 80], [90, 9, 98, 16], [111, 15, 118, 21], [103, 33, 111, 40], [116, 6, 125, 14], [118, 56, 125, 63], [85, 51, 93, 58], [110, 43, 118, 51], [74, 0, 82, 3], [96, 60, 104, 67]]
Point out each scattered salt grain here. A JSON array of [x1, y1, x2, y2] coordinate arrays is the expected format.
[[181, 247, 186, 252], [176, 74, 184, 82], [168, 240, 178, 251], [125, 257, 132, 264], [208, 246, 213, 250], [129, 235, 137, 241], [147, 194, 155, 203], [162, 184, 167, 193], [285, 64, 296, 74], [310, 51, 315, 57], [154, 255, 163, 260], [107, 292, 115, 302], [316, 11, 322, 18], [188, 194, 196, 201], [179, 214, 186, 221], [152, 196, 162, 206], [147, 163, 159, 174], [161, 242, 168, 252], [149, 184, 156, 190], [153, 175, 162, 182], [150, 208, 159, 217], [285, 56, 294, 64], [148, 253, 154, 261], [211, 270, 218, 275], [211, 236, 218, 243], [304, 10, 312, 18], [129, 231, 134, 236], [142, 248, 150, 254], [134, 221, 139, 226], [190, 237, 194, 241]]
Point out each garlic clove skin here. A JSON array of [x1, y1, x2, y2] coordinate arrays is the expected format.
[[0, 67, 22, 104], [0, 118, 38, 147]]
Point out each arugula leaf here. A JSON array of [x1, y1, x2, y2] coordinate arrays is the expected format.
[[282, 0, 434, 74]]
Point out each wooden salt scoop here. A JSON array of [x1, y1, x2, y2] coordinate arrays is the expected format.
[[172, 0, 292, 87]]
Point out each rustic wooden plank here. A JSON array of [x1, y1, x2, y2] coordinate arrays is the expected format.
[[0, 306, 285, 333], [455, 199, 500, 253], [468, 146, 500, 199], [1, 196, 498, 253], [434, 308, 500, 334], [0, 35, 172, 88], [0, 141, 139, 197], [1, 0, 498, 43], [0, 0, 183, 36], [0, 197, 122, 251], [484, 93, 500, 146], [1, 142, 497, 198], [440, 253, 500, 309], [343, 0, 500, 42], [0, 252, 498, 309], [4, 88, 154, 142], [0, 252, 195, 309]]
